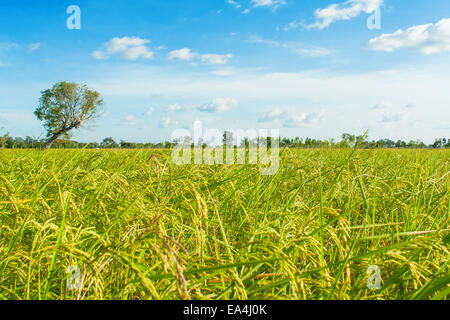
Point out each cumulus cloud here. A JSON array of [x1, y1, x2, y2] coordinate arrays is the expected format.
[[92, 37, 154, 60], [201, 54, 233, 65], [167, 104, 188, 112], [167, 49, 233, 65], [168, 48, 196, 61], [197, 98, 237, 113], [92, 50, 107, 60], [258, 107, 326, 125], [369, 18, 450, 54], [123, 115, 136, 126], [307, 0, 383, 30], [258, 108, 285, 122], [284, 110, 325, 128], [158, 117, 178, 128], [28, 43, 41, 52]]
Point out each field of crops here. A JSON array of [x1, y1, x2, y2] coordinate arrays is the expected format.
[[0, 148, 448, 300]]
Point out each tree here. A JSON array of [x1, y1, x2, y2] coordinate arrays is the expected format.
[[432, 138, 449, 149], [101, 137, 119, 149], [0, 133, 10, 149], [342, 133, 356, 147], [34, 82, 103, 149]]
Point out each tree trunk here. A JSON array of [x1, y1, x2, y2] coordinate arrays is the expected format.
[[44, 122, 80, 149], [45, 134, 62, 149]]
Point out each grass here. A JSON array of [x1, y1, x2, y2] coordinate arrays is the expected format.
[[0, 147, 448, 300]]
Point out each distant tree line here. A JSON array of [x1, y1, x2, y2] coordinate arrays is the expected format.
[[0, 133, 449, 150], [279, 134, 450, 149]]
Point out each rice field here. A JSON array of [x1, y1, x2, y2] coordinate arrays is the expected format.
[[0, 148, 448, 300]]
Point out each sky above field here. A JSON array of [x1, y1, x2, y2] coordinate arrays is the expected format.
[[0, 0, 449, 143]]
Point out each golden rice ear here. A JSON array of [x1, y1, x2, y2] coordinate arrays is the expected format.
[[147, 154, 161, 178]]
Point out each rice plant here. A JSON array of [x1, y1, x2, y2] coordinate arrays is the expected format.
[[0, 148, 448, 300]]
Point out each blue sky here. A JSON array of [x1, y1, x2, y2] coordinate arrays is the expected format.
[[0, 0, 449, 143]]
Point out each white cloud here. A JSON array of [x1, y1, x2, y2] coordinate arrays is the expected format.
[[307, 0, 383, 30], [283, 20, 301, 32], [201, 54, 233, 65], [93, 37, 154, 60], [124, 114, 136, 126], [119, 45, 153, 60], [258, 108, 285, 122], [239, 0, 286, 14], [167, 104, 188, 112], [297, 48, 332, 57], [251, 0, 286, 9], [28, 43, 41, 52], [92, 50, 107, 60], [168, 48, 197, 61], [369, 18, 450, 54], [158, 117, 178, 128], [284, 110, 325, 127], [258, 108, 325, 128], [168, 49, 233, 65], [381, 111, 406, 123], [146, 107, 154, 116], [227, 0, 241, 9], [197, 98, 237, 113]]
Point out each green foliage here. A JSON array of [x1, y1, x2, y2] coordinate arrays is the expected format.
[[34, 82, 103, 147], [0, 148, 448, 300], [100, 137, 119, 149]]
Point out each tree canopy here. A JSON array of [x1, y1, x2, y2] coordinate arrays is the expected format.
[[34, 82, 103, 148]]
